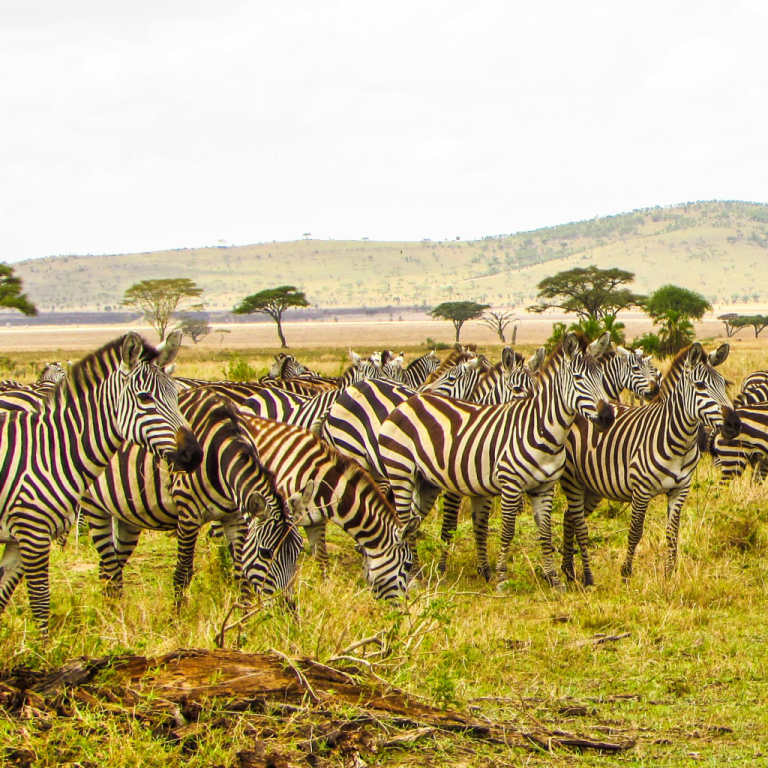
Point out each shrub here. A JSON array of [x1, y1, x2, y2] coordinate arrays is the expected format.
[[222, 353, 258, 382]]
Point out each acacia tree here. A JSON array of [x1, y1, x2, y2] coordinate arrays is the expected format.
[[731, 315, 768, 338], [233, 285, 309, 348], [528, 266, 645, 321], [176, 312, 212, 344], [479, 310, 518, 343], [429, 301, 490, 342], [122, 278, 205, 341], [718, 313, 741, 338], [0, 264, 37, 316]]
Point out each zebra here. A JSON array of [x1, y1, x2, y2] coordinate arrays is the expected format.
[[0, 332, 203, 634], [602, 346, 659, 401], [267, 353, 316, 379], [237, 414, 418, 601], [381, 350, 440, 388], [734, 370, 768, 407], [378, 332, 615, 587], [79, 391, 310, 601], [559, 343, 741, 586], [708, 402, 768, 484]]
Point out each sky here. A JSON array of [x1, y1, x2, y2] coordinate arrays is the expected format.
[[2, 0, 767, 263]]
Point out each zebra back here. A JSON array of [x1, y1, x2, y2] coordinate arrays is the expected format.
[[709, 402, 768, 483]]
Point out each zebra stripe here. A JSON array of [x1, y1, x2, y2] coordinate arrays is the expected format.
[[79, 390, 306, 600], [0, 332, 202, 633], [602, 346, 659, 400], [237, 414, 417, 601], [378, 333, 615, 587], [709, 402, 768, 483], [560, 343, 740, 586]]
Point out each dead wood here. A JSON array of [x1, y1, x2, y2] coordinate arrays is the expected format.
[[0, 648, 636, 754]]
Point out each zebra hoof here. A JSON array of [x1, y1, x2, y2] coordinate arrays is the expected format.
[[582, 573, 595, 588], [477, 565, 493, 582], [620, 565, 633, 580], [561, 565, 576, 582], [437, 562, 447, 575]]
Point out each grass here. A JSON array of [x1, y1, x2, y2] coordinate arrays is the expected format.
[[1, 339, 768, 766]]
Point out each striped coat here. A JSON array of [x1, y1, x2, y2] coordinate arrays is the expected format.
[[0, 332, 202, 633], [559, 343, 740, 585], [379, 332, 615, 587]]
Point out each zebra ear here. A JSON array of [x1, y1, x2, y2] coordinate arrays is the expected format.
[[588, 332, 612, 359], [709, 344, 730, 367], [528, 347, 546, 373], [121, 332, 144, 372], [349, 349, 363, 367], [163, 362, 177, 376], [309, 418, 324, 437], [686, 342, 704, 368], [247, 494, 268, 521], [562, 331, 580, 360], [400, 515, 421, 541], [156, 330, 183, 368], [501, 346, 516, 371]]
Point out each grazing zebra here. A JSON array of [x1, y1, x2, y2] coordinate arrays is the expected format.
[[267, 353, 316, 379], [79, 392, 309, 600], [0, 332, 203, 633], [559, 343, 741, 586], [379, 333, 615, 587], [238, 414, 418, 601], [708, 402, 768, 484]]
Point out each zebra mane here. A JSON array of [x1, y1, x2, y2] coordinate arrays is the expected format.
[[47, 334, 160, 405], [539, 332, 590, 375], [423, 348, 475, 385], [404, 350, 434, 371], [653, 344, 706, 401]]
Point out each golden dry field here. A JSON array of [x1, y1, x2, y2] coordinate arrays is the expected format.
[[1, 330, 768, 767]]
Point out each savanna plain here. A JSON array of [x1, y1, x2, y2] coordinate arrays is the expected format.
[[2, 329, 768, 767]]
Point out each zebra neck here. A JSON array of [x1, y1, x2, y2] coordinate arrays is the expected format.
[[601, 361, 624, 400], [472, 369, 501, 404], [534, 362, 577, 443], [41, 380, 123, 485], [665, 384, 702, 442]]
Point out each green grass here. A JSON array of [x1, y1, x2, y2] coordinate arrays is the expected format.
[[1, 342, 768, 765], [15, 200, 768, 312]]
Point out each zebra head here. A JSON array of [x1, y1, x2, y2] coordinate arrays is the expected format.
[[348, 349, 380, 382], [560, 331, 615, 431], [38, 361, 68, 383], [116, 331, 203, 472], [682, 343, 741, 439], [359, 515, 420, 601], [422, 356, 487, 400], [501, 346, 541, 400], [244, 481, 312, 597], [608, 345, 658, 399], [268, 353, 305, 379]]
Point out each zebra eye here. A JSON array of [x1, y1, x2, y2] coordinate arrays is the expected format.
[[694, 380, 706, 390], [137, 392, 154, 404], [259, 547, 273, 560]]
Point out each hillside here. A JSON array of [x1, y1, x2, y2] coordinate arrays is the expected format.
[[14, 200, 768, 315]]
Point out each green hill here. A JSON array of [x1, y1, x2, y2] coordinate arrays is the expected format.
[[14, 200, 768, 314]]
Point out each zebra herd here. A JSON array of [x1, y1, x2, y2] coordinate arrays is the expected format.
[[0, 330, 766, 638]]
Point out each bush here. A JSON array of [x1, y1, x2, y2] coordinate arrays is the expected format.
[[222, 353, 259, 382], [424, 337, 452, 351]]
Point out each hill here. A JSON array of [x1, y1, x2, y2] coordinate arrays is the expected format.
[[13, 200, 768, 315]]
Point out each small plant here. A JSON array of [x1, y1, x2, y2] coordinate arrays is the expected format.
[[424, 337, 451, 351], [222, 353, 258, 382]]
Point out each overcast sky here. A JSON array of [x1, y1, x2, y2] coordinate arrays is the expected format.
[[1, 0, 766, 263]]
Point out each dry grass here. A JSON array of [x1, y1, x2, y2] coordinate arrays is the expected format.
[[1, 340, 768, 766]]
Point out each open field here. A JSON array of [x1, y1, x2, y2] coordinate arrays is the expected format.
[[1, 337, 768, 766]]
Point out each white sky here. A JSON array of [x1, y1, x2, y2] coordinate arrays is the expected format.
[[2, 0, 767, 263]]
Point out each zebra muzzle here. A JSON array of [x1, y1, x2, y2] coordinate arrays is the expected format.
[[593, 401, 615, 432], [166, 427, 204, 472], [721, 408, 742, 441]]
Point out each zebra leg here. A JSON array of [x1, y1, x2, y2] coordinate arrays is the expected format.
[[664, 484, 691, 578], [496, 485, 525, 580], [437, 492, 462, 574], [220, 515, 253, 604], [174, 515, 202, 601], [18, 532, 53, 635], [621, 493, 652, 579], [111, 520, 142, 597], [0, 540, 24, 619], [527, 491, 563, 590], [81, 505, 123, 593], [755, 456, 768, 483], [470, 497, 494, 581], [560, 484, 585, 582], [302, 521, 329, 574]]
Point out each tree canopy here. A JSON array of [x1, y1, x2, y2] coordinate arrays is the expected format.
[[527, 266, 645, 321], [122, 278, 205, 341], [730, 315, 768, 338], [0, 264, 37, 316], [429, 301, 489, 341], [644, 284, 712, 321], [176, 312, 212, 344], [233, 285, 310, 348]]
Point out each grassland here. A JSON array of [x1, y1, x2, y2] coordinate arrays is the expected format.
[[1, 337, 768, 766], [13, 200, 768, 314]]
